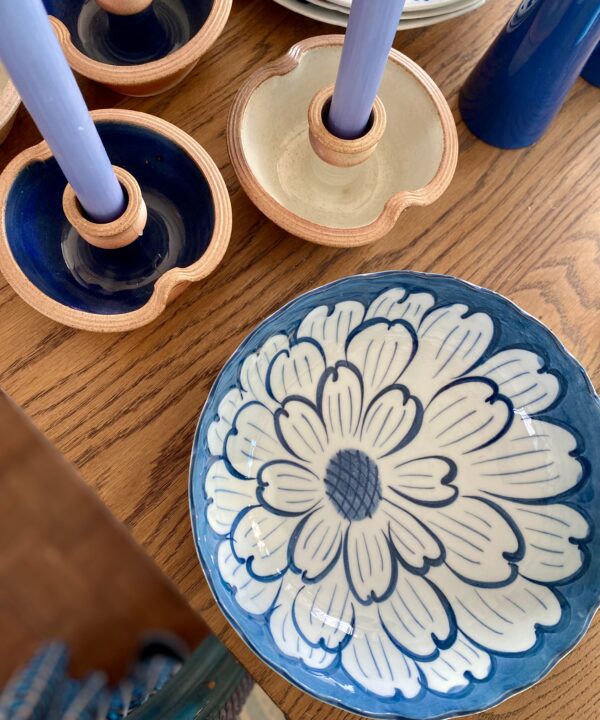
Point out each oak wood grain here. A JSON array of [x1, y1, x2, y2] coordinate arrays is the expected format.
[[0, 0, 599, 718]]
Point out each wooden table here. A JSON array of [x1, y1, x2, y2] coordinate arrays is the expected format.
[[0, 0, 599, 717]]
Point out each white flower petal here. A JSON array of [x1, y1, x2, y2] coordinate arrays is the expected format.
[[275, 399, 328, 463], [468, 417, 583, 500], [469, 349, 560, 415], [361, 387, 420, 459], [292, 563, 354, 650], [231, 506, 296, 578], [420, 497, 520, 584], [380, 455, 457, 506], [380, 499, 443, 570], [495, 500, 589, 583], [319, 364, 363, 439], [240, 334, 289, 411], [225, 402, 290, 479], [344, 517, 395, 602], [292, 506, 345, 581], [207, 388, 244, 456], [258, 461, 323, 515], [218, 541, 282, 615], [298, 301, 365, 366], [365, 288, 435, 330], [402, 304, 494, 402], [378, 573, 451, 658], [270, 573, 335, 669], [424, 379, 512, 455], [346, 321, 416, 400], [341, 607, 420, 698], [267, 341, 326, 405], [430, 565, 562, 653], [205, 459, 257, 536], [417, 632, 491, 694]]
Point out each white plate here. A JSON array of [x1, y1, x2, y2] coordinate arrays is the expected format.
[[309, 0, 484, 20], [322, 0, 478, 12], [273, 0, 486, 29]]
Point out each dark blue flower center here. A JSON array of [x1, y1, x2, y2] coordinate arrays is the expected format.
[[324, 449, 381, 521]]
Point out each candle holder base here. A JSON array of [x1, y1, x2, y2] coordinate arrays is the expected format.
[[0, 109, 231, 332], [44, 0, 231, 96], [228, 36, 458, 248]]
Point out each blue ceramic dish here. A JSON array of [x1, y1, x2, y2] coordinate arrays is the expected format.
[[0, 109, 231, 332], [190, 271, 600, 720]]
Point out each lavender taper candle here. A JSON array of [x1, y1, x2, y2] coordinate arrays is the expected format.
[[329, 0, 405, 140], [0, 0, 125, 222]]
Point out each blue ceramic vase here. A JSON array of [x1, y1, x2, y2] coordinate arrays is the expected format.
[[460, 0, 600, 148], [582, 41, 600, 87]]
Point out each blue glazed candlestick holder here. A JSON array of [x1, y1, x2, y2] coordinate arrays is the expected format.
[[459, 0, 600, 149], [44, 0, 231, 96], [582, 41, 600, 88], [0, 110, 232, 332]]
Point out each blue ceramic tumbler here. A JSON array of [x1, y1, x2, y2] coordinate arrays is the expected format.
[[460, 0, 600, 148]]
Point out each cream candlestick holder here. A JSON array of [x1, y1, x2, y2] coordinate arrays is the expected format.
[[228, 36, 458, 248], [44, 0, 231, 96], [0, 109, 231, 332]]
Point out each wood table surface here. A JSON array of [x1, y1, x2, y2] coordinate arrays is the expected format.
[[0, 0, 599, 717]]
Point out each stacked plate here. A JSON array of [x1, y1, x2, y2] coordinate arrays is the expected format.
[[273, 0, 487, 30]]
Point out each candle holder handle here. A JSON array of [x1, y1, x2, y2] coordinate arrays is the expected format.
[[95, 0, 153, 15], [308, 85, 386, 168], [63, 166, 147, 250]]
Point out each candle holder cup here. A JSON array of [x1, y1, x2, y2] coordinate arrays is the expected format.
[[0, 109, 231, 332], [43, 0, 231, 96], [228, 36, 458, 248], [0, 65, 20, 145]]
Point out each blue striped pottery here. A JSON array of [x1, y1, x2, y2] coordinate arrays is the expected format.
[[189, 271, 600, 720]]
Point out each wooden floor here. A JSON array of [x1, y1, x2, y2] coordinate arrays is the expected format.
[[0, 0, 599, 717], [0, 393, 208, 687]]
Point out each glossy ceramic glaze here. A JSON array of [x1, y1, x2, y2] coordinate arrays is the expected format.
[[0, 63, 20, 145], [228, 37, 458, 247], [582, 41, 600, 88], [460, 0, 600, 148], [0, 110, 231, 332], [190, 271, 600, 720], [44, 0, 231, 96]]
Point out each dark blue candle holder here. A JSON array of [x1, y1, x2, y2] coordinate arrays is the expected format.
[[43, 0, 231, 96], [0, 110, 231, 332], [460, 0, 600, 149]]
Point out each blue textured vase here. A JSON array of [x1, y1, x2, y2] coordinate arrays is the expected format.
[[460, 0, 600, 148], [582, 40, 600, 87]]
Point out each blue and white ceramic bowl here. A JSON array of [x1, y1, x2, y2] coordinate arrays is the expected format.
[[190, 272, 600, 720]]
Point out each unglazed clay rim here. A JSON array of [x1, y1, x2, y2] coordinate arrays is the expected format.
[[49, 0, 232, 90], [0, 75, 20, 141], [228, 35, 459, 248], [0, 109, 232, 333]]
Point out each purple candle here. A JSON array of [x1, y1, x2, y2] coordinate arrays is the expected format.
[[0, 0, 125, 223], [329, 0, 405, 140]]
